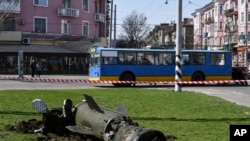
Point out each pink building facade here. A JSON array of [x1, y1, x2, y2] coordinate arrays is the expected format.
[[0, 0, 110, 74], [192, 0, 250, 68], [7, 0, 108, 41]]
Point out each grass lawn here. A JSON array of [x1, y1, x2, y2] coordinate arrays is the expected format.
[[0, 88, 250, 141]]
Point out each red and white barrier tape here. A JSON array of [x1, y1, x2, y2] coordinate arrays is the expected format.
[[0, 75, 248, 85]]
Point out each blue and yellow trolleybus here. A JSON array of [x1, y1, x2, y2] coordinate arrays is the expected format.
[[89, 47, 246, 86]]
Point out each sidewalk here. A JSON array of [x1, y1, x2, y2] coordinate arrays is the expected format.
[[0, 74, 89, 80]]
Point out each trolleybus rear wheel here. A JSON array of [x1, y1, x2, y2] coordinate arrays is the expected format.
[[191, 72, 205, 81]]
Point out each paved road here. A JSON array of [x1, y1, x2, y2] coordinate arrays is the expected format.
[[1, 74, 250, 107], [180, 86, 250, 107], [0, 75, 94, 90]]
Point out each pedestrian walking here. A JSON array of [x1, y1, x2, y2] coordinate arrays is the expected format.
[[30, 60, 36, 77], [36, 61, 42, 77]]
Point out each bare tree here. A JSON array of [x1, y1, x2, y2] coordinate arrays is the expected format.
[[0, 0, 20, 30], [120, 10, 150, 48]]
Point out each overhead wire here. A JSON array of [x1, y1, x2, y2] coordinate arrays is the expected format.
[[147, 3, 165, 21], [142, 0, 156, 13], [160, 0, 190, 24], [188, 0, 202, 8], [114, 0, 209, 28]]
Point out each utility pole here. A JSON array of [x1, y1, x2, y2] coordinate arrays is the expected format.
[[113, 4, 117, 48], [175, 0, 182, 92], [244, 0, 248, 69], [109, 0, 113, 48]]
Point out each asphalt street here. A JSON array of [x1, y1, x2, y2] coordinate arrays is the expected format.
[[1, 74, 250, 107]]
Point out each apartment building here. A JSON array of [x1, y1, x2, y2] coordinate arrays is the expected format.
[[0, 0, 110, 74], [146, 18, 193, 49], [192, 0, 250, 68]]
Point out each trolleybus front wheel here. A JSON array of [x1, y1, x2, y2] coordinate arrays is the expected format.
[[117, 72, 135, 87]]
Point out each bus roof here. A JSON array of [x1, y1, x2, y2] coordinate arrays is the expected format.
[[93, 47, 231, 53]]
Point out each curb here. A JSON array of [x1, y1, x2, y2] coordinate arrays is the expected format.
[[0, 75, 249, 85]]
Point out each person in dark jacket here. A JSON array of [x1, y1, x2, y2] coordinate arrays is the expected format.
[[31, 60, 36, 77]]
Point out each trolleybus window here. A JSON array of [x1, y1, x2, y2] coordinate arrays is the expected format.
[[118, 52, 136, 64], [136, 52, 153, 65], [211, 53, 225, 65], [183, 52, 205, 65], [101, 50, 118, 65], [190, 52, 205, 65], [158, 53, 174, 65], [90, 53, 100, 66]]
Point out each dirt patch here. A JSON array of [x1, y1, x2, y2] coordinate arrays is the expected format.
[[5, 119, 71, 141], [6, 119, 43, 134], [5, 118, 102, 141], [5, 119, 177, 141]]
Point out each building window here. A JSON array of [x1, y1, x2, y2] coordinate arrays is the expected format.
[[3, 0, 20, 2], [62, 0, 71, 8], [248, 13, 250, 22], [34, 17, 46, 33], [219, 6, 223, 15], [34, 0, 47, 6], [219, 22, 222, 30], [214, 22, 217, 31], [95, 1, 98, 13], [82, 0, 89, 11], [62, 20, 71, 34], [215, 5, 217, 16], [82, 21, 89, 36], [3, 17, 16, 31], [6, 56, 18, 73], [241, 12, 245, 23]]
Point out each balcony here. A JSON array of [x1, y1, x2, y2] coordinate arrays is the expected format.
[[225, 25, 238, 33], [0, 1, 20, 13], [205, 17, 214, 25], [95, 13, 105, 23], [224, 8, 238, 17], [58, 8, 79, 17]]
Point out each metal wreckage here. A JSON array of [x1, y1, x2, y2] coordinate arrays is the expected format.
[[31, 94, 168, 141]]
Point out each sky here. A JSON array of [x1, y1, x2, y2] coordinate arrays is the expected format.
[[112, 0, 213, 36]]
